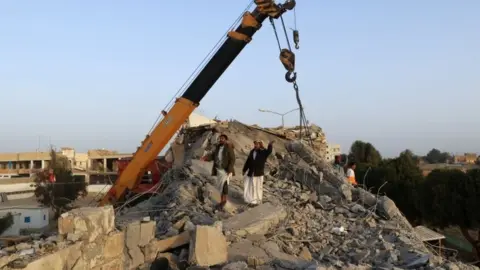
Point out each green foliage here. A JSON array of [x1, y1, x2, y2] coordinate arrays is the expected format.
[[349, 140, 382, 167], [0, 212, 14, 235], [420, 169, 480, 258], [425, 148, 451, 164], [421, 169, 480, 229], [357, 148, 423, 223], [34, 149, 87, 218], [350, 140, 480, 258]]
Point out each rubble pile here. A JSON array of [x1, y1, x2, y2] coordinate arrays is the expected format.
[[264, 124, 328, 155], [119, 121, 479, 270], [1, 121, 477, 269], [0, 206, 124, 269], [0, 234, 64, 268]]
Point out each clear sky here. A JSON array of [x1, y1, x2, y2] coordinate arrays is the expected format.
[[1, 0, 479, 157]]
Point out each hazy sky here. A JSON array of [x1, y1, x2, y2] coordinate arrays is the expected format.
[[1, 1, 479, 157]]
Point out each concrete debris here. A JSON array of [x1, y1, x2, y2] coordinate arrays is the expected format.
[[188, 225, 228, 266], [0, 207, 124, 270], [145, 231, 191, 262], [58, 205, 115, 243], [120, 120, 480, 270], [223, 203, 287, 236], [1, 120, 478, 270]]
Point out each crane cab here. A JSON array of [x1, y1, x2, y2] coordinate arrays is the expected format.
[[116, 157, 172, 195]]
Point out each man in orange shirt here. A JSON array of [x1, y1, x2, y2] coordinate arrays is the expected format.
[[346, 162, 357, 186]]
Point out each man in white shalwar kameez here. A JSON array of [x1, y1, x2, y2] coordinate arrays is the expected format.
[[242, 140, 273, 206]]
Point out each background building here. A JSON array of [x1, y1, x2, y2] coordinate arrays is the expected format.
[[325, 144, 341, 162], [453, 153, 478, 164], [0, 148, 133, 184], [0, 205, 49, 236]]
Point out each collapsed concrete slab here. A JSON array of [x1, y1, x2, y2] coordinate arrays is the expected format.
[[188, 225, 227, 267], [284, 141, 351, 198], [223, 203, 287, 236]]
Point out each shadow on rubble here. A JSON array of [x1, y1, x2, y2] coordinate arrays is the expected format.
[[149, 257, 169, 270]]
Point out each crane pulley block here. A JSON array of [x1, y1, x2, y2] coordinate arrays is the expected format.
[[280, 48, 295, 72], [292, 29, 299, 49], [255, 0, 295, 18], [254, 0, 280, 17], [280, 49, 297, 83]]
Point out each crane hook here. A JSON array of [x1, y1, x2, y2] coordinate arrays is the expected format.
[[292, 29, 299, 50], [285, 71, 297, 83]]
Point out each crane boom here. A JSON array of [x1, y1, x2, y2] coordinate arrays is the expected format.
[[99, 0, 296, 206]]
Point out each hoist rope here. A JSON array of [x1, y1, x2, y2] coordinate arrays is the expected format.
[[293, 7, 297, 30], [270, 18, 282, 52], [270, 11, 313, 147], [148, 0, 254, 134], [280, 16, 292, 52]]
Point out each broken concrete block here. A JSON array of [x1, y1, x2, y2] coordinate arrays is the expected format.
[[299, 246, 313, 261], [188, 225, 227, 267], [222, 261, 249, 270], [125, 221, 141, 249], [0, 254, 19, 269], [124, 220, 151, 269], [139, 221, 156, 246], [104, 231, 124, 260], [145, 231, 191, 262], [228, 240, 270, 267], [82, 242, 105, 269], [353, 188, 378, 207], [377, 196, 399, 219], [260, 241, 310, 269], [128, 245, 145, 269], [173, 216, 190, 231], [58, 206, 114, 243], [21, 242, 83, 270], [224, 203, 287, 236]]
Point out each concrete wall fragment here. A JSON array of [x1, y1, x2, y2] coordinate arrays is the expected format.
[[9, 206, 125, 270]]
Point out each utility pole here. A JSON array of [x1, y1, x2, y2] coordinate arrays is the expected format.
[[258, 108, 299, 128]]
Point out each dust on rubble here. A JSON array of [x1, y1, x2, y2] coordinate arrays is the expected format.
[[119, 120, 478, 270], [1, 121, 478, 270]]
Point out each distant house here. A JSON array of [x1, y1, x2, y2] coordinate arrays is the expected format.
[[419, 163, 480, 176], [453, 153, 477, 164], [0, 205, 49, 236], [454, 155, 466, 164], [464, 153, 477, 164], [325, 144, 341, 163]]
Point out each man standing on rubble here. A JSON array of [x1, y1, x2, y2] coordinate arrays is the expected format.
[[242, 140, 273, 206], [202, 134, 236, 210]]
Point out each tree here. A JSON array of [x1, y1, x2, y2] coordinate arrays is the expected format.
[[420, 169, 480, 259], [34, 149, 87, 218], [359, 150, 424, 224], [349, 140, 382, 167], [425, 148, 451, 164], [0, 213, 13, 235]]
